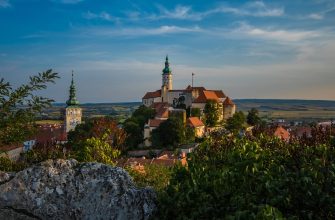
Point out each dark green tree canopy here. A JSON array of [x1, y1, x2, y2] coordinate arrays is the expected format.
[[152, 117, 186, 148], [122, 105, 155, 149], [225, 111, 246, 134], [0, 69, 59, 145], [204, 99, 219, 127], [247, 108, 261, 126]]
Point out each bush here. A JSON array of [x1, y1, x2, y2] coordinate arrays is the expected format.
[[156, 135, 335, 219]]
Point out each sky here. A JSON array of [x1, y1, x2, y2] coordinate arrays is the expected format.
[[0, 0, 334, 103]]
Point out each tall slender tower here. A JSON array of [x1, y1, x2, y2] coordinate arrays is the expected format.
[[162, 55, 172, 90], [65, 71, 82, 133]]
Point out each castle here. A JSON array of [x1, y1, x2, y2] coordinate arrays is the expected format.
[[142, 56, 236, 146]]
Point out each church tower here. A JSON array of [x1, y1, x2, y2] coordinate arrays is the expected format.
[[161, 55, 172, 102], [65, 71, 82, 133], [162, 55, 172, 90]]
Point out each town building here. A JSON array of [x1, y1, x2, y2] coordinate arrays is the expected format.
[[65, 72, 82, 133], [142, 56, 236, 146], [187, 117, 205, 138]]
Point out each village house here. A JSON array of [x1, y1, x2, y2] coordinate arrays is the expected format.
[[187, 117, 205, 138]]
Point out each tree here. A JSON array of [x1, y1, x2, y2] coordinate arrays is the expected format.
[[156, 135, 335, 219], [247, 108, 261, 126], [0, 70, 59, 145], [204, 100, 219, 127], [127, 164, 172, 192], [132, 105, 156, 128], [68, 117, 126, 153], [225, 111, 246, 133], [75, 133, 121, 166], [123, 105, 155, 149], [152, 117, 186, 148], [186, 107, 201, 118], [123, 119, 143, 149]]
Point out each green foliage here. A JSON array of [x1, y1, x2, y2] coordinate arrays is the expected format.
[[123, 120, 143, 148], [0, 155, 26, 172], [204, 100, 219, 127], [247, 108, 261, 126], [123, 105, 155, 149], [132, 105, 156, 128], [226, 111, 246, 133], [0, 69, 59, 145], [152, 117, 186, 148], [127, 164, 172, 192], [190, 107, 201, 118], [75, 133, 121, 166], [0, 156, 13, 172], [68, 117, 126, 152], [156, 135, 335, 219], [22, 143, 66, 165]]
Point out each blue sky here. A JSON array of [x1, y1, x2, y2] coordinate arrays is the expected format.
[[0, 0, 334, 102]]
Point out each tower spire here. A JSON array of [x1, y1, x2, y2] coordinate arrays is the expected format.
[[66, 70, 79, 106], [162, 55, 171, 75]]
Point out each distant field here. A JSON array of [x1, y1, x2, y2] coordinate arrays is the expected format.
[[39, 100, 335, 123], [36, 120, 63, 125], [235, 99, 335, 122]]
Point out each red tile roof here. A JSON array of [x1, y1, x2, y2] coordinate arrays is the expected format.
[[223, 97, 235, 106], [0, 144, 23, 152], [151, 102, 168, 109], [187, 117, 205, 128], [142, 90, 161, 99], [185, 85, 206, 91], [151, 159, 177, 167], [156, 107, 169, 119], [148, 119, 165, 127], [193, 90, 220, 103], [35, 125, 67, 144], [158, 151, 178, 159], [152, 102, 169, 119], [211, 90, 226, 98], [274, 126, 290, 141]]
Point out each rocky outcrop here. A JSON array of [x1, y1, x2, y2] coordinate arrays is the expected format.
[[0, 159, 156, 220]]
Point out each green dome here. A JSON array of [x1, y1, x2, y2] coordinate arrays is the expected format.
[[162, 55, 172, 75]]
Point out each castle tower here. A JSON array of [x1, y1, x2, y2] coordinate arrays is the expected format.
[[223, 97, 236, 120], [162, 55, 172, 90], [65, 71, 82, 133]]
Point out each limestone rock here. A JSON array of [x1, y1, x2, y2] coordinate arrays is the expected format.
[[0, 159, 156, 220]]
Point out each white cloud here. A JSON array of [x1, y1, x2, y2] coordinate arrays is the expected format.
[[0, 0, 10, 8], [154, 5, 203, 20], [147, 1, 284, 21], [85, 25, 203, 37], [308, 13, 324, 20], [234, 23, 319, 42], [213, 1, 284, 17], [84, 11, 119, 22]]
